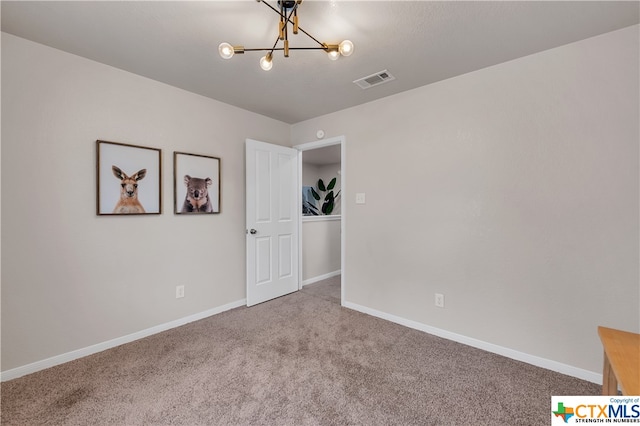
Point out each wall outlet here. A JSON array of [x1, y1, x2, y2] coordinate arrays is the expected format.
[[355, 193, 366, 204], [176, 285, 185, 299], [435, 293, 445, 308]]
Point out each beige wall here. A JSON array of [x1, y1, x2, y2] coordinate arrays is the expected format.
[[2, 25, 638, 379], [302, 161, 342, 282], [1, 33, 290, 372], [302, 218, 341, 282], [302, 163, 321, 187], [291, 26, 640, 374]]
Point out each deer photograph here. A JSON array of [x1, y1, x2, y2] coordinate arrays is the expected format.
[[96, 140, 161, 216], [111, 166, 147, 214]]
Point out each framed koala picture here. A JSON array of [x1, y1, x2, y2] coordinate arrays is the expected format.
[[173, 151, 221, 214]]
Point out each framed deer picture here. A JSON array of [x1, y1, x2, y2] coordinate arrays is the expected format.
[[96, 140, 162, 215], [173, 152, 221, 214]]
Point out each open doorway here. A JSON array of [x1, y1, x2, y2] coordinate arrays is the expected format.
[[295, 136, 345, 305]]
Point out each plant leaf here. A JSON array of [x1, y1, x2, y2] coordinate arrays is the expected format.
[[323, 198, 335, 215], [310, 188, 321, 201], [321, 200, 329, 214], [317, 179, 326, 191], [327, 178, 336, 190], [324, 191, 334, 202]]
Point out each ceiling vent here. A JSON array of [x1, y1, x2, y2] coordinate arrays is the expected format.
[[353, 70, 396, 89]]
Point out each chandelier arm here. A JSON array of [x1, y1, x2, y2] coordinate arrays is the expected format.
[[292, 25, 326, 48], [283, 47, 327, 50], [282, 3, 288, 55], [242, 47, 328, 52], [268, 32, 280, 55]]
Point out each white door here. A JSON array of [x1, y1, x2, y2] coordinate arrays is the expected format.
[[246, 139, 299, 306]]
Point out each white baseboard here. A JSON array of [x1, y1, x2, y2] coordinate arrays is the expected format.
[[1, 299, 246, 382], [3, 297, 601, 385], [301, 270, 341, 287], [342, 300, 601, 384]]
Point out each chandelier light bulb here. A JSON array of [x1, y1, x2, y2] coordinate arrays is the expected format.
[[338, 40, 354, 57], [327, 49, 340, 61], [218, 42, 235, 59], [260, 53, 273, 71]]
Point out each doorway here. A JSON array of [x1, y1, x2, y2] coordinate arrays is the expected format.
[[295, 136, 345, 305]]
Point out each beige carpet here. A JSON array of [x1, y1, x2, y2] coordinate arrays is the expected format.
[[1, 277, 599, 425], [300, 275, 341, 304]]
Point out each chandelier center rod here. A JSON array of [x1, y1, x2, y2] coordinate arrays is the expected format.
[[260, 0, 325, 49]]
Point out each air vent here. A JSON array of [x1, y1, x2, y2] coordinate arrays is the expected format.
[[353, 70, 396, 89]]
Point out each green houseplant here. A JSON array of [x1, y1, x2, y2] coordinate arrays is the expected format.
[[305, 177, 340, 215]]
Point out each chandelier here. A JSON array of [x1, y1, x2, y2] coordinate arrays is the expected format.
[[218, 0, 354, 71]]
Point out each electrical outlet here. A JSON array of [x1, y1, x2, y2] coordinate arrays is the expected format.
[[435, 293, 445, 308], [176, 285, 185, 299]]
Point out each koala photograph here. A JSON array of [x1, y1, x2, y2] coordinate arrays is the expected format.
[[182, 175, 213, 213], [174, 152, 220, 214]]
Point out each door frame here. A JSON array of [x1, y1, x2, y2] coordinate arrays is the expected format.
[[294, 135, 346, 305]]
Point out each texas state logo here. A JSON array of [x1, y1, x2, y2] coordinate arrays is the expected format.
[[552, 396, 640, 425], [553, 401, 575, 423]]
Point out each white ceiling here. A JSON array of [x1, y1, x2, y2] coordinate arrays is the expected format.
[[1, 1, 638, 125], [302, 144, 341, 166]]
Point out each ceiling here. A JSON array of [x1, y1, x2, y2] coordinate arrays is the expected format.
[[302, 144, 341, 166], [1, 1, 638, 125]]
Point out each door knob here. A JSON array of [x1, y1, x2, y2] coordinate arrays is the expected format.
[[249, 229, 257, 234]]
